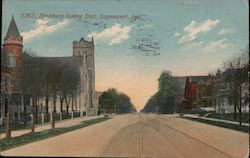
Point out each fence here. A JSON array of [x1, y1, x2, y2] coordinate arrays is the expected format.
[[0, 111, 85, 133]]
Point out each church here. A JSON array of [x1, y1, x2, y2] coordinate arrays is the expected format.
[[1, 16, 98, 121]]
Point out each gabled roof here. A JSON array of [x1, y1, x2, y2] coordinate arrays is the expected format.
[[174, 76, 212, 94], [5, 16, 21, 40], [38, 56, 84, 68]]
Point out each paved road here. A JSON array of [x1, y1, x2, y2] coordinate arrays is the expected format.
[[1, 113, 249, 158]]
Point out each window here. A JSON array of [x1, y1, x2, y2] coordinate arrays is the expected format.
[[11, 77, 15, 87], [7, 53, 16, 68], [1, 76, 6, 92]]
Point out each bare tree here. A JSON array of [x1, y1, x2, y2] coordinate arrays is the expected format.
[[223, 46, 249, 125], [49, 62, 63, 128], [20, 52, 45, 132]]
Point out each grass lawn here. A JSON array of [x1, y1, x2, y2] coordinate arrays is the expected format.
[[0, 116, 110, 151], [206, 113, 249, 123], [181, 116, 249, 133]]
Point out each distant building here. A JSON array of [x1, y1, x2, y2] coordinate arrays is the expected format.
[[196, 78, 213, 108], [174, 76, 213, 110], [182, 77, 197, 109]]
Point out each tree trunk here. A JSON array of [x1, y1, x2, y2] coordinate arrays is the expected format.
[[5, 98, 11, 138], [65, 96, 70, 114], [71, 95, 74, 112], [238, 85, 242, 126], [31, 97, 36, 133], [52, 96, 56, 129], [238, 106, 242, 126], [233, 88, 237, 120], [35, 97, 38, 124], [60, 94, 63, 113], [234, 103, 237, 120], [74, 96, 77, 112], [45, 95, 49, 115], [40, 99, 43, 114], [23, 96, 27, 126]]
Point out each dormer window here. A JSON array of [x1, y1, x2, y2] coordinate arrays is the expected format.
[[7, 53, 16, 68]]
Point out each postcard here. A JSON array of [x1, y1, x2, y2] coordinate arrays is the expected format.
[[0, 0, 249, 157]]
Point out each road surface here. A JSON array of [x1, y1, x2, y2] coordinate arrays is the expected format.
[[1, 113, 249, 158]]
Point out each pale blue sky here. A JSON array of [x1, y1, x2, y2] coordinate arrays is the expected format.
[[2, 0, 249, 110]]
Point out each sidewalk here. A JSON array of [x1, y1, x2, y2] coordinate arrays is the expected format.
[[183, 114, 249, 127], [0, 115, 104, 140]]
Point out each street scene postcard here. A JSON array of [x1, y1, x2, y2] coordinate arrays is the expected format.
[[0, 0, 249, 157]]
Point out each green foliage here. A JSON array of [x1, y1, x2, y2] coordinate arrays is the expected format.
[[99, 88, 136, 113], [142, 71, 181, 114], [181, 116, 249, 133]]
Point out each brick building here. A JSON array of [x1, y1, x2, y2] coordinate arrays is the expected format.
[[175, 76, 213, 110], [1, 16, 99, 125], [1, 16, 23, 119], [182, 77, 197, 109]]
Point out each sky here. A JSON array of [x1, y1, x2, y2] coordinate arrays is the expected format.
[[2, 0, 249, 111]]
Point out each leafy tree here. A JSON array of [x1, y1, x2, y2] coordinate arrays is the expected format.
[[141, 95, 158, 113], [99, 88, 136, 114], [142, 71, 180, 114], [156, 71, 180, 113]]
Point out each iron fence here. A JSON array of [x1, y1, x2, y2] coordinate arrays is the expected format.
[[0, 111, 83, 133]]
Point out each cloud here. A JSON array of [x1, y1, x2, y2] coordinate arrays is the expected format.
[[174, 32, 180, 37], [217, 28, 234, 35], [177, 19, 220, 44], [204, 39, 227, 52], [21, 18, 70, 41], [183, 38, 228, 55], [87, 23, 134, 46], [137, 24, 154, 29]]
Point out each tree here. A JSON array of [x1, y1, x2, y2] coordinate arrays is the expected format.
[[141, 95, 158, 113], [99, 89, 116, 114], [58, 64, 80, 114], [49, 61, 64, 129], [99, 88, 136, 114], [223, 47, 249, 125], [142, 71, 181, 114], [155, 71, 180, 113], [20, 51, 45, 132]]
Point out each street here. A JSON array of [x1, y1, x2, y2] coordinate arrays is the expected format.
[[1, 113, 249, 158]]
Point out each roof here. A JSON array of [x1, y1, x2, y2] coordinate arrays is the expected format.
[[22, 56, 85, 71], [38, 56, 83, 66], [5, 16, 21, 40], [174, 76, 211, 94]]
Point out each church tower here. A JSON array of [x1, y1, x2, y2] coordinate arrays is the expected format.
[[73, 37, 96, 115], [3, 16, 23, 93]]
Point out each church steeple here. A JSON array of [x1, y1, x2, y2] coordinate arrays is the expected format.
[[4, 16, 21, 41]]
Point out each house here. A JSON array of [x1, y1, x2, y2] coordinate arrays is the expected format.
[[174, 76, 213, 110], [196, 78, 213, 108], [214, 66, 249, 114]]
